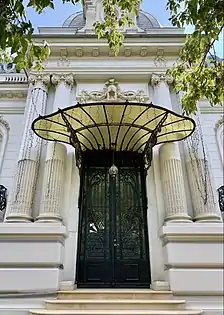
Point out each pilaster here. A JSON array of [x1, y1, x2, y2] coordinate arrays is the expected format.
[[36, 73, 74, 223], [185, 123, 222, 222], [151, 73, 191, 223], [160, 143, 192, 222], [36, 143, 66, 222], [5, 74, 50, 223]]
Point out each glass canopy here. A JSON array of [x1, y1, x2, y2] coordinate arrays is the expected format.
[[32, 101, 195, 168]]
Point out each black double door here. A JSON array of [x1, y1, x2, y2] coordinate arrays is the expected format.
[[76, 151, 150, 288]]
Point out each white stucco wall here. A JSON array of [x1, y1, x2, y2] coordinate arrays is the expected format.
[[199, 110, 223, 190], [0, 102, 25, 192]]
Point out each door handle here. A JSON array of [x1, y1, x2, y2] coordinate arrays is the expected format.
[[113, 239, 120, 247]]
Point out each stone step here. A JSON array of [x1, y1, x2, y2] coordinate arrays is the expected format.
[[57, 290, 173, 300], [29, 310, 203, 315], [45, 299, 186, 311]]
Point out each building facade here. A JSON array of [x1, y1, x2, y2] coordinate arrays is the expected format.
[[0, 1, 223, 315]]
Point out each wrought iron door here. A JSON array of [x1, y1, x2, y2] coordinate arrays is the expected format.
[[76, 152, 150, 288]]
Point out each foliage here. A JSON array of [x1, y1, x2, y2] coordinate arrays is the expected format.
[[0, 0, 223, 113], [0, 0, 79, 70], [167, 0, 224, 114]]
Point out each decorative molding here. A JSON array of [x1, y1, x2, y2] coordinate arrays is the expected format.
[[215, 115, 224, 164], [0, 115, 10, 175], [154, 48, 166, 67], [140, 47, 148, 57], [0, 115, 10, 130], [215, 115, 224, 130], [57, 48, 70, 67], [0, 223, 67, 242], [3, 74, 27, 83], [108, 49, 115, 57], [124, 47, 132, 57], [0, 91, 27, 99], [0, 107, 25, 114], [92, 48, 100, 57], [28, 73, 51, 89], [77, 78, 149, 103], [75, 48, 83, 57], [51, 73, 74, 87], [0, 62, 16, 73], [150, 73, 173, 86], [160, 224, 224, 244]]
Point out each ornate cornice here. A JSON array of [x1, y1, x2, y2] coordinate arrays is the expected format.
[[0, 115, 10, 130], [77, 78, 149, 103], [215, 115, 224, 130], [51, 73, 74, 87], [150, 73, 174, 86]]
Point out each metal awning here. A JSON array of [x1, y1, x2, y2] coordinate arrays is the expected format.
[[32, 101, 195, 168]]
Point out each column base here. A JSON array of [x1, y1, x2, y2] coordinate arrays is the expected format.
[[36, 213, 62, 223], [59, 281, 75, 291], [194, 214, 222, 222], [165, 214, 192, 223], [150, 281, 170, 291], [5, 214, 33, 223]]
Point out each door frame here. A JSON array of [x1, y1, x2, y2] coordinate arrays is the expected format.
[[75, 150, 151, 288]]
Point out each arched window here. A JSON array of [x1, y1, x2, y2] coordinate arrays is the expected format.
[[215, 116, 224, 164], [0, 115, 10, 174]]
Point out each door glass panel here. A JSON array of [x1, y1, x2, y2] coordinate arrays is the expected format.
[[115, 168, 145, 260]]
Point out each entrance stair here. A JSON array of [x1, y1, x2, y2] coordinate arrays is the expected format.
[[29, 289, 203, 315]]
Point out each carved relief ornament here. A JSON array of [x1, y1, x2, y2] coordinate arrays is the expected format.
[[150, 73, 174, 86], [0, 91, 26, 99], [0, 115, 10, 130], [77, 78, 149, 103], [51, 73, 74, 87], [154, 48, 166, 67], [215, 115, 224, 130], [28, 73, 51, 89], [57, 48, 70, 67]]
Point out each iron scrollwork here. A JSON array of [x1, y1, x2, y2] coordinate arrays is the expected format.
[[0, 185, 7, 212], [217, 185, 224, 213], [0, 185, 7, 222]]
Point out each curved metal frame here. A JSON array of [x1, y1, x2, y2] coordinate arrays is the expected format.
[[32, 101, 196, 169]]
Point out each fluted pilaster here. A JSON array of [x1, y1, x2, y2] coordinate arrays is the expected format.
[[5, 74, 50, 222], [36, 73, 74, 222], [37, 143, 66, 222], [185, 145, 221, 222], [160, 143, 192, 222]]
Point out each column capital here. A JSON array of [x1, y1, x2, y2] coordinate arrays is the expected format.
[[51, 73, 75, 88], [28, 73, 51, 90], [150, 73, 174, 86]]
